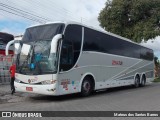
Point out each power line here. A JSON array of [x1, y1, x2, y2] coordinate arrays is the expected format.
[[1, 0, 93, 24], [5, 0, 54, 22], [10, 0, 89, 23], [47, 0, 90, 22], [0, 2, 50, 23], [0, 9, 44, 23], [0, 0, 101, 28], [23, 0, 85, 22], [3, 0, 81, 23]]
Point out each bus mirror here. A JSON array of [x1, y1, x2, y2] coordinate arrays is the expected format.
[[50, 34, 62, 53], [6, 40, 21, 56]]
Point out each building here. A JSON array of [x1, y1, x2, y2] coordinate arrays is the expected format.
[[0, 32, 14, 84], [0, 32, 14, 56]]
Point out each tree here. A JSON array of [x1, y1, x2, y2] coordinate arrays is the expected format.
[[98, 0, 160, 43], [154, 56, 159, 67], [154, 56, 160, 77]]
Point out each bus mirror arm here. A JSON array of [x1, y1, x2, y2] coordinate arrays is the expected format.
[[50, 34, 62, 53], [6, 40, 14, 56], [5, 40, 22, 56]]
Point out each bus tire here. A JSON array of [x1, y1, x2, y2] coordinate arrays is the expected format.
[[134, 75, 140, 88], [140, 75, 146, 87], [81, 77, 93, 97]]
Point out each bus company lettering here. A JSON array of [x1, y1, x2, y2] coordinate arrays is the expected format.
[[28, 77, 38, 83], [61, 79, 70, 88], [112, 60, 123, 65], [28, 79, 36, 83]]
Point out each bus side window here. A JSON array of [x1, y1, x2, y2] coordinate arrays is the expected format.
[[60, 44, 74, 71], [60, 24, 82, 72]]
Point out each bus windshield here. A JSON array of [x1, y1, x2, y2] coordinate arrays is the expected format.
[[16, 23, 65, 75], [17, 40, 58, 75]]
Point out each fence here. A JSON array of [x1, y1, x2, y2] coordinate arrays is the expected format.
[[0, 55, 13, 84]]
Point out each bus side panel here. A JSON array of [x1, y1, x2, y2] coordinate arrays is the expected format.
[[57, 52, 154, 95]]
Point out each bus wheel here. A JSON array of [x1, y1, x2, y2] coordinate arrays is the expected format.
[[140, 76, 146, 87], [134, 76, 140, 88], [81, 77, 92, 97]]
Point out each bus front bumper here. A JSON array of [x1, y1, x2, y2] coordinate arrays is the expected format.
[[14, 82, 58, 96]]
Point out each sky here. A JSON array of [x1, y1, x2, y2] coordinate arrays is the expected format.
[[0, 0, 106, 34], [141, 36, 160, 58], [0, 0, 160, 58]]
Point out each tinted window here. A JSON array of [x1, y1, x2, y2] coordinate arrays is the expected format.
[[83, 27, 153, 61], [23, 23, 65, 42], [140, 47, 153, 61], [83, 28, 101, 52], [60, 25, 82, 71], [83, 27, 134, 57], [147, 49, 154, 60]]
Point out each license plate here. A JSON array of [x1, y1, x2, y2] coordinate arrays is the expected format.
[[26, 87, 33, 91]]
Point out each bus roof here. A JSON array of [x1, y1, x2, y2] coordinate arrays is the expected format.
[[0, 32, 14, 44], [28, 21, 153, 52]]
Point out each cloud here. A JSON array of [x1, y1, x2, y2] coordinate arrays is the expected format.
[[141, 36, 160, 57], [0, 0, 106, 37], [0, 0, 106, 28], [0, 14, 5, 20]]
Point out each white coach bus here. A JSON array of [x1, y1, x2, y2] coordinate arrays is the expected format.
[[6, 21, 154, 96]]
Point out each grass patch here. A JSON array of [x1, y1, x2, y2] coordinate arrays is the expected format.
[[153, 78, 160, 82]]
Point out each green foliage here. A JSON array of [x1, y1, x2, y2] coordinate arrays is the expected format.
[[153, 78, 160, 82], [98, 0, 160, 42], [154, 56, 159, 67]]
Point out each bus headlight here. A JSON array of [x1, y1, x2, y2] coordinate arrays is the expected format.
[[41, 80, 57, 85]]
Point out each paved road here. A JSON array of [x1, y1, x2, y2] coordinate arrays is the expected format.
[[0, 83, 160, 120]]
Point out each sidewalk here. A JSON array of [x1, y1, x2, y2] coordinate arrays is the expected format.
[[0, 84, 11, 96], [0, 84, 28, 104]]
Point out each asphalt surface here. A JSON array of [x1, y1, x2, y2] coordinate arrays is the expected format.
[[0, 82, 160, 120]]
